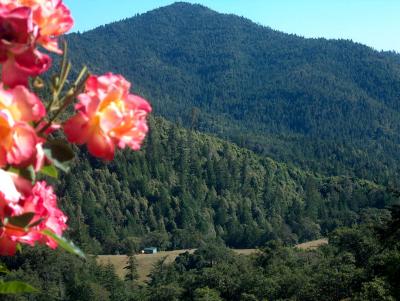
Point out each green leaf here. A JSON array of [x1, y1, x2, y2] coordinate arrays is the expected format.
[[28, 218, 45, 228], [7, 167, 19, 174], [0, 281, 38, 294], [48, 158, 70, 173], [44, 140, 74, 173], [0, 265, 9, 274], [40, 165, 59, 178], [41, 230, 85, 259], [15, 244, 22, 254], [45, 139, 74, 162], [10, 166, 36, 182], [7, 213, 35, 228]]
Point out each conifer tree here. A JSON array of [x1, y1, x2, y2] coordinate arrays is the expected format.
[[124, 254, 139, 282]]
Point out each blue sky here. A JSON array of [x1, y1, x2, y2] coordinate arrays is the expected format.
[[64, 0, 400, 52]]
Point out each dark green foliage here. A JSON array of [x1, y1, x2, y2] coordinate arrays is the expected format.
[[124, 254, 139, 282], [141, 207, 400, 301], [57, 117, 396, 253], [66, 2, 400, 183], [0, 248, 130, 301], [193, 287, 223, 301]]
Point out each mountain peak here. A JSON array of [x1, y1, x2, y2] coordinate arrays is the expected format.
[[145, 1, 217, 18], [67, 3, 400, 182], [161, 1, 207, 9]]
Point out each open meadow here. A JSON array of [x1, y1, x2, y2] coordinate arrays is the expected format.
[[97, 239, 328, 282]]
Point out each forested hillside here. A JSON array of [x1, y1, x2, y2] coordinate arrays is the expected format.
[[66, 2, 400, 182], [57, 118, 396, 254]]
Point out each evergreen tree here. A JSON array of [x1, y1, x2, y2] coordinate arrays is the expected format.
[[124, 254, 139, 282]]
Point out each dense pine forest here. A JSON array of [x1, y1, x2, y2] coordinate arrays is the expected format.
[[66, 2, 400, 183], [58, 117, 396, 254], [2, 2, 400, 300]]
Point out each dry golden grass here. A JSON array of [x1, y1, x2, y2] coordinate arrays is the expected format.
[[295, 238, 328, 250], [97, 239, 327, 282], [97, 249, 195, 282]]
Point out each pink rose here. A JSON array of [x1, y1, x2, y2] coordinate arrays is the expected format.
[[0, 84, 46, 169], [0, 0, 73, 53], [64, 73, 152, 160], [0, 170, 67, 256], [0, 6, 51, 87]]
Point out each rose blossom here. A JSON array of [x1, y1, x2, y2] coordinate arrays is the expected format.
[[0, 6, 51, 87], [0, 84, 45, 169], [0, 170, 67, 256], [0, 0, 73, 53], [64, 73, 152, 160]]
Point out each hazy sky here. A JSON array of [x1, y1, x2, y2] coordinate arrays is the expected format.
[[64, 0, 400, 52]]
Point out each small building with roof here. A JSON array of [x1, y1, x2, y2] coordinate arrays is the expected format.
[[142, 247, 157, 254]]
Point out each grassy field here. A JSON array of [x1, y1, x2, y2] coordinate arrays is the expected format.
[[295, 239, 328, 250], [97, 239, 328, 282], [97, 249, 196, 282]]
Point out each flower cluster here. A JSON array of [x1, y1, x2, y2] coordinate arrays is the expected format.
[[64, 74, 152, 160], [0, 84, 45, 170], [0, 170, 67, 255], [0, 0, 72, 87], [0, 1, 151, 256]]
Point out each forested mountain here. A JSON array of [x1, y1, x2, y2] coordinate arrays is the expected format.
[[56, 117, 396, 254], [66, 2, 400, 182]]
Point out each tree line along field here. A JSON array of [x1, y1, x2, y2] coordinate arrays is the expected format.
[[97, 249, 255, 282], [96, 239, 328, 282]]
